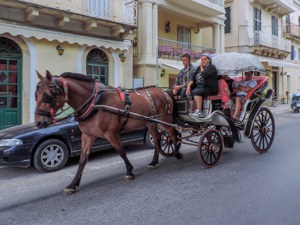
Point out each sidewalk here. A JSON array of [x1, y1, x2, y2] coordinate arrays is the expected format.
[[267, 103, 290, 114]]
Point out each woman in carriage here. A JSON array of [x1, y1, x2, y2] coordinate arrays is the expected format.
[[186, 53, 218, 118]]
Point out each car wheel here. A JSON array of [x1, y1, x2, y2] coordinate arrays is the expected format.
[[145, 131, 155, 149], [33, 139, 69, 172]]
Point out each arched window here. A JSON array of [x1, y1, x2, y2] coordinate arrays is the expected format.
[[86, 49, 109, 84]]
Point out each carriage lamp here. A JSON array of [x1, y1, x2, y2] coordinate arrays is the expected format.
[[119, 51, 126, 62], [160, 69, 166, 77], [56, 44, 65, 56]]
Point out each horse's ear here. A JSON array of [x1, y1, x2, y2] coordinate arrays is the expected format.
[[36, 70, 44, 80], [46, 70, 52, 81]]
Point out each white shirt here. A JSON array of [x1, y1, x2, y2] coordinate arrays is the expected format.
[[236, 79, 257, 96]]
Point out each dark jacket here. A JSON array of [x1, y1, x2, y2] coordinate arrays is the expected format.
[[174, 64, 196, 87], [193, 63, 218, 96]]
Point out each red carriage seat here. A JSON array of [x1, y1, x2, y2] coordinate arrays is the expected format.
[[203, 76, 268, 103], [245, 76, 268, 99], [232, 76, 269, 99]]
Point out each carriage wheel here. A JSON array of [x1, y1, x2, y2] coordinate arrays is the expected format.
[[159, 130, 182, 158], [199, 129, 223, 168], [251, 107, 275, 153]]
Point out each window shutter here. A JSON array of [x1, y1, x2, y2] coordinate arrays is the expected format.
[[225, 7, 231, 33], [291, 45, 295, 60]]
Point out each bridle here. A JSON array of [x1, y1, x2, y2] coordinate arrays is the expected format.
[[35, 77, 69, 126]]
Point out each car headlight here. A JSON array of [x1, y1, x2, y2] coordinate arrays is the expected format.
[[0, 139, 23, 146]]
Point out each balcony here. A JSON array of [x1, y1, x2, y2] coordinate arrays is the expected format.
[[253, 31, 291, 52], [17, 0, 137, 26], [249, 0, 296, 16], [164, 0, 224, 16], [157, 38, 216, 62], [246, 31, 291, 58], [283, 23, 300, 41]]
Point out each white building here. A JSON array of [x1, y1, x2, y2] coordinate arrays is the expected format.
[[225, 0, 300, 101], [282, 8, 300, 95], [134, 0, 225, 87]]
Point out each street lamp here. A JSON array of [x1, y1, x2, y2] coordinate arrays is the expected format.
[[119, 51, 126, 62], [56, 44, 65, 56]]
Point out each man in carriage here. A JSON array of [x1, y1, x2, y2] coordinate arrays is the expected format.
[[171, 53, 196, 97], [231, 71, 257, 122]]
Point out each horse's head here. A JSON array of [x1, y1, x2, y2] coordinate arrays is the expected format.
[[35, 70, 68, 128]]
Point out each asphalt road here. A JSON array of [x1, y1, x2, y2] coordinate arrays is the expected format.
[[0, 109, 300, 225]]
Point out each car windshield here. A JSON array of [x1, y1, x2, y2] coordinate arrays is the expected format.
[[56, 105, 74, 119]]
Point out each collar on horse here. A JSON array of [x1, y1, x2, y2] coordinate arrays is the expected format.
[[74, 81, 106, 121]]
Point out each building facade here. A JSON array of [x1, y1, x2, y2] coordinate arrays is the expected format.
[[282, 8, 300, 96], [133, 0, 225, 88], [0, 0, 137, 129], [224, 0, 300, 102]]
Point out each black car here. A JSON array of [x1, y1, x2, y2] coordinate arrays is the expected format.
[[0, 114, 154, 172]]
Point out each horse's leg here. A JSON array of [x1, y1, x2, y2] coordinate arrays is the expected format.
[[64, 133, 95, 195], [147, 124, 162, 169], [162, 126, 183, 160], [106, 134, 135, 180]]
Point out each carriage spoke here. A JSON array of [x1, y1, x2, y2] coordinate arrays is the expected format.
[[205, 150, 210, 163], [211, 150, 217, 161], [167, 145, 171, 154], [170, 144, 175, 153]]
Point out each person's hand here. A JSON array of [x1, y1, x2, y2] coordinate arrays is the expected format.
[[200, 63, 205, 72], [174, 85, 181, 91], [186, 87, 191, 96], [172, 88, 177, 95]]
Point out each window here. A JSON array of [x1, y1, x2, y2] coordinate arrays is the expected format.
[[298, 16, 300, 26], [286, 15, 291, 33], [177, 26, 191, 44], [225, 7, 231, 33], [254, 8, 261, 31], [291, 45, 295, 60], [298, 48, 300, 61], [272, 16, 278, 36], [87, 0, 109, 19], [86, 49, 109, 84]]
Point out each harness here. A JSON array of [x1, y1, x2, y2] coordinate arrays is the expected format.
[[75, 82, 105, 121], [117, 88, 132, 131]]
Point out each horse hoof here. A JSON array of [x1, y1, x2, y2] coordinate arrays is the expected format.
[[147, 164, 157, 170], [64, 188, 76, 195], [175, 153, 183, 160], [125, 175, 135, 181]]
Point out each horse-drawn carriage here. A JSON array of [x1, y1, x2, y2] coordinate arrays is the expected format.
[[34, 52, 275, 194], [159, 75, 274, 167]]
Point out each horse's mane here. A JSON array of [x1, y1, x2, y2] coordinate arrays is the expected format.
[[61, 72, 95, 83]]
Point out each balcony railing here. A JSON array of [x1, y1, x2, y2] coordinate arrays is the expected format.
[[250, 31, 291, 52], [17, 0, 137, 26], [157, 38, 216, 62], [284, 23, 300, 38], [208, 0, 224, 7]]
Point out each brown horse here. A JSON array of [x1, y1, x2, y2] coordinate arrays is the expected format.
[[35, 71, 180, 194]]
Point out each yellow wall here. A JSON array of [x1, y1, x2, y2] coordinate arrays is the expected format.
[[34, 39, 80, 75], [158, 10, 213, 47]]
